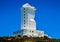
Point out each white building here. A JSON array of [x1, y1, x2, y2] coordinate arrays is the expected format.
[[14, 3, 45, 37], [21, 3, 36, 30]]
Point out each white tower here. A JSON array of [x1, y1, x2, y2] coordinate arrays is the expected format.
[[14, 3, 45, 37], [21, 3, 36, 30]]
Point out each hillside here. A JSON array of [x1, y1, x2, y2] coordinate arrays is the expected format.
[[0, 36, 60, 42]]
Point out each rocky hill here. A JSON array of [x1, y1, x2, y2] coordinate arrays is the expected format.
[[0, 36, 60, 42]]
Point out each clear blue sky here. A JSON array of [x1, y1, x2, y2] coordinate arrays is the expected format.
[[0, 0, 60, 39]]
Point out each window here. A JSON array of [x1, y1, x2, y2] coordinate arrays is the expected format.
[[24, 20, 25, 25], [24, 14, 25, 15], [24, 20, 25, 22], [23, 8, 25, 13], [30, 31, 34, 33], [24, 11, 25, 13], [24, 26, 25, 27], [32, 31, 34, 33], [30, 31, 31, 32], [24, 23, 25, 24], [24, 17, 25, 18], [24, 8, 25, 10]]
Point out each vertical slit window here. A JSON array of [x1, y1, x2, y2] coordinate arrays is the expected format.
[[24, 20, 25, 22], [24, 17, 25, 18], [24, 23, 25, 24], [24, 26, 25, 27], [24, 11, 25, 13], [24, 14, 25, 15], [24, 8, 25, 10]]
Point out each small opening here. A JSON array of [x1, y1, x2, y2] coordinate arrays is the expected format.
[[24, 23, 25, 24], [24, 8, 25, 10], [32, 31, 34, 33], [30, 31, 31, 32], [24, 11, 25, 13], [24, 20, 25, 22], [24, 17, 25, 18], [24, 26, 25, 27], [24, 14, 25, 15]]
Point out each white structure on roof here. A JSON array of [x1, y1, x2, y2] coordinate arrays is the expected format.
[[14, 3, 45, 37]]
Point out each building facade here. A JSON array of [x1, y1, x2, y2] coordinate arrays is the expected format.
[[14, 3, 45, 37], [21, 3, 36, 30]]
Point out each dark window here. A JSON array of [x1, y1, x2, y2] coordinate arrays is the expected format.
[[32, 31, 34, 32], [24, 17, 25, 18], [24, 26, 25, 27], [30, 31, 31, 32], [24, 8, 25, 10], [24, 14, 25, 15], [24, 20, 25, 22], [24, 11, 25, 13], [24, 22, 25, 24], [24, 20, 25, 24]]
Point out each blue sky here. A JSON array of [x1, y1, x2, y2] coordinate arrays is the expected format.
[[0, 0, 60, 39]]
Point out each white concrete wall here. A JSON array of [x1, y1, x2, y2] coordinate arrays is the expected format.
[[21, 3, 36, 30]]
